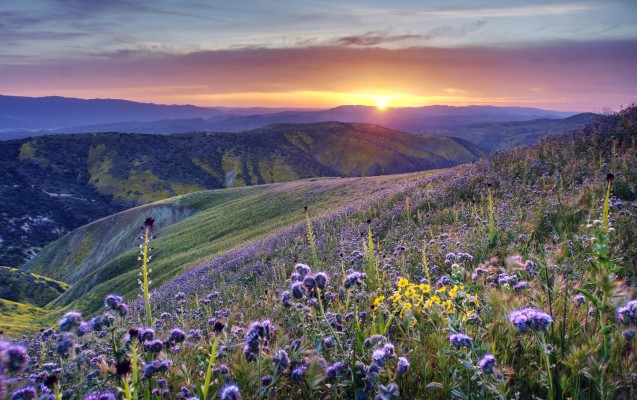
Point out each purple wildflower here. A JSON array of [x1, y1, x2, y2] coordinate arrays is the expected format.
[[291, 282, 306, 299], [11, 386, 37, 400], [449, 333, 473, 348], [376, 382, 400, 400], [272, 350, 289, 372], [291, 364, 307, 382], [144, 339, 164, 354], [303, 275, 316, 289], [617, 300, 637, 325], [2, 343, 30, 373], [509, 307, 553, 332], [82, 392, 117, 400], [295, 263, 311, 278], [396, 357, 410, 375], [371, 348, 386, 367], [139, 328, 155, 342], [55, 333, 74, 356], [58, 311, 83, 332], [104, 294, 123, 309], [219, 384, 241, 400], [478, 353, 497, 374], [573, 294, 585, 305], [169, 328, 186, 343], [623, 329, 636, 341], [513, 281, 529, 291], [315, 272, 328, 289]]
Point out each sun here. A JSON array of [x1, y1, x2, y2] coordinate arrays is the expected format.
[[376, 99, 388, 110], [370, 94, 398, 110]]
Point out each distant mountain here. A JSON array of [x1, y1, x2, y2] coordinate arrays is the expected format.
[[0, 94, 576, 140], [421, 112, 599, 149], [0, 94, 297, 135], [0, 122, 483, 266]]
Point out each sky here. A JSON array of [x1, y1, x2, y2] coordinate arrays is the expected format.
[[1, 0, 636, 111]]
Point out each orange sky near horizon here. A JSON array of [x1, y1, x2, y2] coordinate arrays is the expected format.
[[2, 1, 636, 112]]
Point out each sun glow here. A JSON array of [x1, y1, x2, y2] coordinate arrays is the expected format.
[[376, 99, 389, 110], [169, 91, 483, 108]]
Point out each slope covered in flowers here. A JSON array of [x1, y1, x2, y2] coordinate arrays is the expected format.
[[1, 106, 637, 399]]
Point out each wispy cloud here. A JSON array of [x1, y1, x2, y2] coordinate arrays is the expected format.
[[332, 31, 423, 46], [1, 40, 635, 111], [412, 3, 603, 18]]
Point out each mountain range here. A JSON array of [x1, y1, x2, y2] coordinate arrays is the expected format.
[[0, 121, 483, 267], [1, 95, 581, 146]]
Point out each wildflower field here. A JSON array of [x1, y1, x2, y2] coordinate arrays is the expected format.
[[1, 106, 637, 399]]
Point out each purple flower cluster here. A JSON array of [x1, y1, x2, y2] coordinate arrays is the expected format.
[[272, 349, 290, 372], [344, 271, 367, 288], [478, 353, 497, 374], [10, 386, 37, 400], [449, 333, 473, 349], [524, 260, 538, 276], [82, 391, 117, 400], [396, 357, 410, 375], [617, 300, 637, 325], [219, 384, 241, 400], [509, 307, 553, 332], [143, 359, 171, 379], [0, 341, 30, 374], [58, 311, 83, 333], [243, 320, 274, 362], [104, 294, 129, 316]]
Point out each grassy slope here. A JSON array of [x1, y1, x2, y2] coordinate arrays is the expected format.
[[0, 298, 51, 336], [4, 107, 636, 400], [0, 266, 69, 307], [21, 173, 437, 324], [1, 122, 483, 267]]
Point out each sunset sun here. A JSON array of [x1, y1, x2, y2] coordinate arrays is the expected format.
[[376, 99, 388, 110]]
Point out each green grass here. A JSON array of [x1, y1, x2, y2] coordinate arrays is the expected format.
[[0, 298, 52, 336], [3, 106, 637, 400], [0, 266, 69, 307], [2, 122, 484, 267], [21, 173, 438, 321]]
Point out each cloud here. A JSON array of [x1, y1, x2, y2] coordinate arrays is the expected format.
[[1, 39, 635, 111], [332, 31, 423, 47], [404, 3, 602, 19]]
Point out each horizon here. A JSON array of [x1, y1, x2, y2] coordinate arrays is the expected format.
[[1, 1, 636, 112], [0, 93, 589, 114]]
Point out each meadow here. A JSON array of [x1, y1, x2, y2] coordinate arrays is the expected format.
[[1, 106, 636, 399]]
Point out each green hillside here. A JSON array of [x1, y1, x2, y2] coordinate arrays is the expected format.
[[0, 298, 51, 336], [1, 122, 483, 267], [0, 266, 69, 307], [21, 173, 438, 319], [5, 106, 636, 400]]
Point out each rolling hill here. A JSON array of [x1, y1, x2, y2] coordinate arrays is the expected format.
[[0, 266, 69, 307], [422, 112, 599, 149], [20, 172, 437, 324], [4, 106, 637, 400], [0, 122, 483, 267]]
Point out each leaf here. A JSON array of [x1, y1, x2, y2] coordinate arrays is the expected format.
[[451, 388, 469, 400], [426, 382, 443, 390]]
